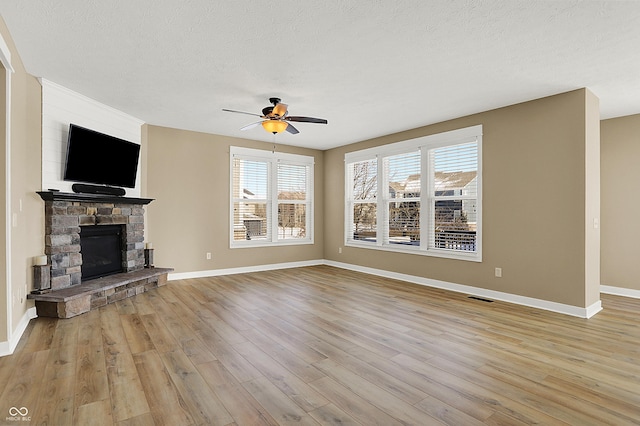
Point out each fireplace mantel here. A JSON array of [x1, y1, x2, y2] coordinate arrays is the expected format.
[[37, 191, 154, 205]]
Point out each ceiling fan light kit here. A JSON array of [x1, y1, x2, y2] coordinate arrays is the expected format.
[[262, 120, 288, 134], [223, 97, 327, 135]]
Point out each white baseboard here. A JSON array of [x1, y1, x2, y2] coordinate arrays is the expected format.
[[168, 259, 325, 281], [601, 285, 640, 299], [325, 260, 602, 318], [0, 307, 37, 357]]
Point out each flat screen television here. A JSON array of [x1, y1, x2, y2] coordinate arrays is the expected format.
[[63, 124, 141, 189]]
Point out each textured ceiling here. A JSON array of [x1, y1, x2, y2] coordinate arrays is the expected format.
[[1, 1, 639, 150]]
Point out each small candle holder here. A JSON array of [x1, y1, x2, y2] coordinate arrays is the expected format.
[[144, 248, 154, 268], [32, 257, 51, 294]]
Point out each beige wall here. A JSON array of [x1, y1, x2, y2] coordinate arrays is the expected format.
[[0, 17, 43, 343], [584, 90, 600, 306], [601, 114, 640, 291], [324, 89, 598, 308], [144, 125, 324, 273]]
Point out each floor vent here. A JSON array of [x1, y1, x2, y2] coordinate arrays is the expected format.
[[468, 296, 494, 303]]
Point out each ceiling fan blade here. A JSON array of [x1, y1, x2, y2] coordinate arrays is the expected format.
[[240, 121, 263, 131], [222, 108, 263, 118], [286, 116, 328, 124], [273, 103, 288, 117], [285, 123, 299, 134]]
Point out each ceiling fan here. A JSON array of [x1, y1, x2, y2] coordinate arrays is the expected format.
[[223, 97, 328, 134]]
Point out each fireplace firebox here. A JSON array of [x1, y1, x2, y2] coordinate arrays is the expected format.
[[80, 224, 124, 280]]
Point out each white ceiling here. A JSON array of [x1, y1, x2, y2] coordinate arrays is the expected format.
[[1, 1, 639, 150]]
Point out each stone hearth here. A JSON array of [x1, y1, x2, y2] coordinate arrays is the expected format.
[[31, 267, 172, 318], [29, 191, 173, 318]]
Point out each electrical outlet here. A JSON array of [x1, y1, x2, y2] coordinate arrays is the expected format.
[[206, 252, 212, 260], [495, 267, 502, 278], [338, 247, 342, 254]]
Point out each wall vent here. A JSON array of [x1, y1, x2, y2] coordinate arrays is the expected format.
[[468, 296, 494, 303]]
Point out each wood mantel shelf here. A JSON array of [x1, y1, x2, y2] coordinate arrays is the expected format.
[[28, 267, 173, 318], [37, 191, 154, 204]]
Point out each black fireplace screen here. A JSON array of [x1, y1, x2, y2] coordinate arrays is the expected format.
[[80, 225, 124, 280]]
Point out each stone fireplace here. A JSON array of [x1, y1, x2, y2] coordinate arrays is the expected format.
[[30, 191, 172, 318], [42, 193, 148, 289]]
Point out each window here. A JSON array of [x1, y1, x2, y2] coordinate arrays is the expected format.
[[345, 125, 482, 261], [231, 147, 313, 247]]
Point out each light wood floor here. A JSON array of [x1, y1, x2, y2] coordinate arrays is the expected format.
[[1, 265, 639, 425]]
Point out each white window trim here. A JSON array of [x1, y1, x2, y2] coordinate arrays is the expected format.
[[230, 146, 314, 248], [1, 32, 14, 345], [345, 125, 482, 262]]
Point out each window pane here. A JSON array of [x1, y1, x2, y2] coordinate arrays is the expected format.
[[386, 151, 421, 199], [352, 202, 377, 242], [433, 142, 477, 197], [233, 201, 268, 241], [432, 199, 476, 251], [352, 159, 377, 200], [388, 201, 420, 245], [278, 203, 307, 239], [278, 164, 307, 200], [233, 158, 268, 199]]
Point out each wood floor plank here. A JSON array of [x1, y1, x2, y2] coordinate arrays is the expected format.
[[0, 349, 50, 420], [130, 292, 158, 316], [160, 349, 234, 425], [75, 399, 114, 426], [104, 343, 151, 422], [120, 313, 155, 354], [115, 412, 157, 426], [3, 265, 640, 425], [308, 376, 404, 426], [139, 312, 180, 353], [77, 308, 104, 347], [151, 287, 217, 364], [133, 349, 196, 426], [43, 342, 77, 382], [414, 395, 488, 426], [345, 343, 496, 422], [240, 324, 326, 383], [32, 374, 76, 426], [390, 352, 569, 425], [307, 403, 361, 426], [241, 376, 320, 426], [233, 339, 329, 412], [20, 316, 57, 353], [313, 358, 444, 425], [50, 314, 80, 348], [196, 360, 281, 426], [74, 343, 109, 406], [306, 337, 429, 405]]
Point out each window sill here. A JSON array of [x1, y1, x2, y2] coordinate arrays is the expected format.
[[231, 239, 315, 249], [345, 241, 482, 262]]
